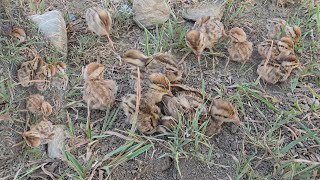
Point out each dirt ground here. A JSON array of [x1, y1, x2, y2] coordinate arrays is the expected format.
[[0, 0, 320, 179]]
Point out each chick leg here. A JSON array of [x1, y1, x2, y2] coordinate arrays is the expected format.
[[106, 33, 116, 51], [197, 54, 203, 74], [209, 49, 216, 74]]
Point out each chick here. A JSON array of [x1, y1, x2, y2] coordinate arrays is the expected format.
[[85, 7, 115, 50], [34, 64, 57, 91], [266, 18, 301, 42], [227, 27, 253, 62], [161, 84, 208, 120], [258, 37, 294, 59], [257, 60, 287, 84], [186, 16, 227, 64], [22, 119, 54, 147], [146, 73, 173, 104], [276, 54, 300, 75], [285, 25, 302, 43], [83, 63, 118, 110], [266, 18, 286, 39], [17, 57, 45, 87], [121, 73, 173, 134], [10, 27, 26, 44], [206, 99, 241, 136], [51, 61, 68, 90], [122, 94, 161, 134], [123, 49, 183, 83], [26, 94, 53, 117]]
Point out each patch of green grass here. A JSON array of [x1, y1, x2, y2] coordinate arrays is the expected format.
[[223, 0, 256, 25], [142, 19, 188, 55], [100, 140, 153, 176], [63, 147, 95, 180], [160, 105, 213, 177]]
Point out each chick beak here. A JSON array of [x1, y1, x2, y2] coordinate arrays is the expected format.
[[167, 91, 173, 97]]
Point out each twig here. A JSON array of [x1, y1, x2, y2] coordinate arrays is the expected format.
[[105, 130, 139, 142], [178, 51, 190, 65]]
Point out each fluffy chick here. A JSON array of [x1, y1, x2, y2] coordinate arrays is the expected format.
[[83, 63, 118, 110], [26, 94, 53, 117], [258, 37, 294, 59], [276, 54, 300, 75], [121, 73, 172, 134], [206, 99, 241, 136], [186, 16, 227, 63], [123, 49, 183, 83], [122, 94, 161, 134], [22, 119, 54, 147], [257, 60, 287, 84], [161, 83, 208, 121], [34, 64, 57, 91], [86, 7, 115, 50], [266, 18, 301, 42], [17, 57, 45, 87], [51, 61, 68, 90], [227, 27, 253, 62]]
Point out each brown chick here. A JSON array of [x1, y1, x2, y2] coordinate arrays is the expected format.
[[266, 18, 302, 43], [22, 119, 54, 147], [85, 7, 115, 50], [51, 61, 68, 90], [10, 27, 26, 44], [266, 18, 286, 39], [121, 73, 173, 134], [285, 25, 301, 43], [161, 84, 208, 120], [122, 94, 161, 134], [123, 49, 183, 83], [34, 64, 57, 91], [83, 63, 118, 110], [257, 60, 287, 84], [26, 94, 53, 117], [146, 73, 173, 104], [276, 54, 300, 76], [17, 57, 45, 87], [186, 16, 227, 64], [227, 27, 253, 62], [206, 99, 241, 136], [258, 37, 294, 59]]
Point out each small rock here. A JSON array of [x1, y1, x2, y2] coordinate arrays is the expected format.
[[182, 1, 225, 21], [47, 125, 69, 160], [133, 0, 171, 29], [29, 10, 68, 58]]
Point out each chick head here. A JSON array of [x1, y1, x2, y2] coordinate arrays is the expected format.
[[53, 61, 67, 73], [84, 63, 105, 81], [186, 30, 206, 58], [22, 131, 41, 147], [286, 25, 301, 43], [149, 73, 173, 97], [211, 99, 241, 125], [277, 36, 294, 55], [228, 27, 247, 43]]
